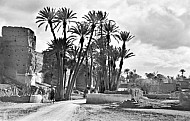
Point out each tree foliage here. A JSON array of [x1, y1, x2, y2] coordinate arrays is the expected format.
[[36, 7, 135, 100]]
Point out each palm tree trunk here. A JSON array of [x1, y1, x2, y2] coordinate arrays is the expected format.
[[94, 74, 98, 92], [59, 55, 64, 100], [116, 57, 124, 89], [107, 59, 110, 90], [85, 56, 89, 87], [103, 66, 108, 91], [65, 37, 84, 100], [110, 61, 114, 90], [103, 49, 108, 91], [89, 49, 93, 88], [49, 22, 57, 41], [95, 71, 101, 92], [64, 68, 67, 90], [59, 21, 67, 100], [106, 33, 110, 90], [49, 21, 64, 100], [65, 24, 96, 100], [116, 40, 127, 89], [55, 52, 61, 100], [48, 21, 65, 100], [67, 69, 73, 89]]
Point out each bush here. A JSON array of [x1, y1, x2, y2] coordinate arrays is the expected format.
[[179, 91, 190, 109]]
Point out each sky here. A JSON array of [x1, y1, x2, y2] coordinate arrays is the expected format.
[[0, 0, 190, 78]]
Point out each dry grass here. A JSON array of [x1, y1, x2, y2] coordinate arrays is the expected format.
[[0, 102, 51, 121], [73, 103, 190, 121]]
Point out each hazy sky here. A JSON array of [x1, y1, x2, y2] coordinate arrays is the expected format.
[[0, 0, 190, 77]]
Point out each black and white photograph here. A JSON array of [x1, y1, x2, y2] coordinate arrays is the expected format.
[[0, 0, 190, 120]]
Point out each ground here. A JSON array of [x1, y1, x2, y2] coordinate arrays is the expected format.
[[0, 101, 52, 120], [0, 95, 190, 121], [73, 103, 190, 121], [16, 99, 85, 121]]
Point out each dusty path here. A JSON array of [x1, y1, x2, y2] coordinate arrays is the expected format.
[[16, 99, 86, 121]]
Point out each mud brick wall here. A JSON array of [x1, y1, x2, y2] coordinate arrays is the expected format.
[[0, 26, 43, 85]]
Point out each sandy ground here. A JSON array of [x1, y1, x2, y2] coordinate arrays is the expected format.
[[72, 103, 190, 121], [1, 97, 190, 121], [0, 101, 52, 121], [15, 99, 85, 121]]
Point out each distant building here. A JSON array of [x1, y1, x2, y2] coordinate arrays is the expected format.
[[0, 37, 3, 80], [177, 81, 190, 90], [42, 50, 58, 86], [176, 77, 190, 90], [0, 26, 43, 86], [42, 50, 89, 90]]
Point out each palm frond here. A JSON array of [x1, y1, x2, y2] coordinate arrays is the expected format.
[[36, 7, 57, 31], [55, 7, 77, 32], [37, 22, 45, 28], [45, 24, 48, 31], [69, 21, 90, 36], [97, 11, 108, 22], [83, 10, 98, 24]]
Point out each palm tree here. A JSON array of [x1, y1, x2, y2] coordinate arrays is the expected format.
[[103, 20, 119, 89], [109, 46, 120, 90], [56, 8, 77, 74], [65, 10, 103, 99], [93, 12, 109, 90], [61, 35, 75, 86], [94, 50, 107, 92], [96, 11, 108, 37], [69, 21, 90, 53], [36, 7, 57, 40], [54, 7, 77, 100], [92, 37, 107, 92], [36, 7, 63, 99], [117, 48, 135, 85], [47, 38, 63, 99], [88, 42, 97, 88], [66, 46, 79, 90], [56, 7, 77, 35], [145, 73, 156, 79], [103, 20, 119, 40], [116, 31, 135, 87], [91, 11, 108, 89], [65, 21, 91, 100], [47, 36, 75, 100], [180, 69, 185, 78], [83, 10, 98, 30]]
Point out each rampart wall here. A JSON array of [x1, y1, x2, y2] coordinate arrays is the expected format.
[[0, 26, 43, 85]]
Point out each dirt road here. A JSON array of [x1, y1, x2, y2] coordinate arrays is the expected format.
[[2, 98, 190, 121], [16, 99, 86, 121]]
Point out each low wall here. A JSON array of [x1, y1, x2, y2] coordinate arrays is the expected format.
[[0, 96, 30, 103], [30, 95, 43, 103], [104, 90, 130, 95], [86, 93, 131, 104], [0, 95, 44, 103], [144, 94, 170, 99]]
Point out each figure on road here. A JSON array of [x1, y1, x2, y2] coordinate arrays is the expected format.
[[50, 86, 55, 103]]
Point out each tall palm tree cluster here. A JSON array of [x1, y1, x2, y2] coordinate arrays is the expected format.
[[36, 7, 135, 100]]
